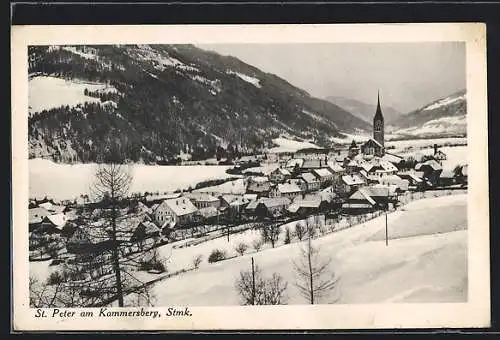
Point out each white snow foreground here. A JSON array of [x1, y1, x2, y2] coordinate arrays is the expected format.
[[143, 194, 467, 305]]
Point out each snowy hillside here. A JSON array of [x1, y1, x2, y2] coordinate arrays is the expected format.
[[27, 44, 370, 164], [391, 90, 466, 139]]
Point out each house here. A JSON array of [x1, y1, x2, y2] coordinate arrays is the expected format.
[[288, 198, 323, 216], [415, 159, 443, 187], [130, 221, 161, 249], [360, 138, 385, 157], [184, 192, 221, 209], [66, 222, 112, 254], [382, 152, 405, 169], [289, 178, 308, 192], [340, 174, 365, 195], [38, 202, 67, 214], [29, 207, 50, 231], [270, 183, 302, 200], [294, 148, 329, 161], [285, 158, 305, 172], [153, 197, 198, 228], [246, 176, 272, 196], [33, 213, 68, 234], [313, 168, 335, 185], [379, 174, 409, 192], [269, 167, 292, 183], [342, 190, 376, 214], [301, 158, 327, 170], [300, 172, 321, 192], [220, 194, 252, 220], [343, 184, 397, 213], [254, 197, 292, 219], [398, 171, 426, 191]]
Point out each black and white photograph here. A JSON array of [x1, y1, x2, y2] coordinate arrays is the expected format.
[[12, 23, 490, 330]]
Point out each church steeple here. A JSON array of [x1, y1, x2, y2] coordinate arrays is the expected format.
[[373, 90, 385, 149]]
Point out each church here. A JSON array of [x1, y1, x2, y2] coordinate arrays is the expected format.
[[360, 92, 385, 157]]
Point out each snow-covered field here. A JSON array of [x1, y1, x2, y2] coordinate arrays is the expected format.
[[394, 116, 467, 137], [398, 146, 468, 171], [386, 137, 467, 150], [269, 138, 321, 153], [29, 76, 117, 114], [29, 158, 235, 201], [144, 194, 467, 305]]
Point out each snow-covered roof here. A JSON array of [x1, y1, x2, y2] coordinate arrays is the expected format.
[[301, 172, 319, 183], [382, 153, 404, 164], [185, 192, 219, 202], [313, 168, 333, 178], [379, 160, 398, 172], [415, 159, 442, 171], [43, 213, 68, 229], [251, 176, 269, 183], [302, 159, 324, 169], [271, 167, 292, 176], [342, 202, 374, 209], [327, 162, 345, 173], [38, 202, 66, 213], [160, 198, 198, 216], [259, 197, 291, 209], [349, 190, 376, 205], [197, 206, 220, 218], [145, 193, 182, 202], [288, 199, 321, 213], [365, 184, 398, 197], [277, 183, 302, 194], [363, 138, 384, 148], [342, 174, 364, 186], [285, 158, 304, 169], [29, 207, 50, 224]]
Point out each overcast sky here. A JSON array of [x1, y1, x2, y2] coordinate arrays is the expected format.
[[198, 42, 466, 113]]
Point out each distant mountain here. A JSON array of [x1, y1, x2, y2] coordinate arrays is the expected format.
[[28, 44, 370, 164], [324, 95, 402, 124], [390, 89, 467, 138]]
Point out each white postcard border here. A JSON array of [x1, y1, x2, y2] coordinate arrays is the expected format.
[[11, 23, 490, 331]]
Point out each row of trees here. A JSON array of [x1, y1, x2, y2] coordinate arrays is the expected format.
[[235, 236, 340, 305]]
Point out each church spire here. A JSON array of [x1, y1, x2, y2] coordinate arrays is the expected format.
[[375, 90, 383, 120]]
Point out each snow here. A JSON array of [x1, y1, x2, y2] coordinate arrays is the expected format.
[[386, 137, 467, 151], [302, 109, 330, 125], [394, 116, 467, 137], [29, 158, 235, 201], [61, 46, 98, 60], [227, 70, 262, 88], [423, 94, 466, 111], [269, 138, 321, 153], [29, 76, 117, 114], [398, 146, 467, 171], [128, 46, 198, 73], [145, 194, 467, 305]]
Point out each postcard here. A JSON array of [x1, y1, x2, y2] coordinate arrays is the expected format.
[[11, 23, 489, 331]]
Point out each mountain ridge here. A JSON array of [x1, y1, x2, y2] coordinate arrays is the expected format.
[[28, 44, 370, 164]]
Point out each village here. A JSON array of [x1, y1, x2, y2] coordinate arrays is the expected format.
[[28, 95, 469, 307]]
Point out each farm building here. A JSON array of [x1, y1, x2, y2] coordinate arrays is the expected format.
[[153, 197, 198, 227]]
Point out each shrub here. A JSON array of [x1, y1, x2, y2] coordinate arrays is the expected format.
[[193, 254, 203, 269], [208, 249, 226, 263], [47, 271, 65, 285]]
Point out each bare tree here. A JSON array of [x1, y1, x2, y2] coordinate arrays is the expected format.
[[295, 223, 305, 241], [293, 237, 340, 304], [234, 242, 249, 256], [252, 239, 263, 252], [261, 222, 280, 248], [90, 163, 133, 307], [235, 260, 288, 305]]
